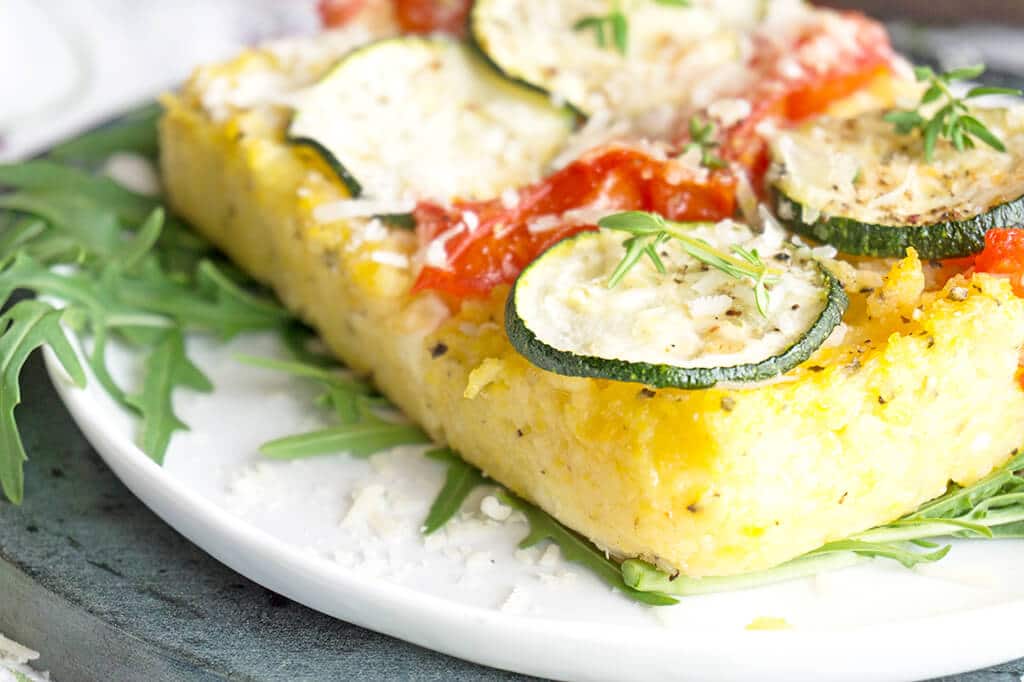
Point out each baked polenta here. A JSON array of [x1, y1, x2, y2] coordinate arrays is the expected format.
[[159, 0, 1024, 577]]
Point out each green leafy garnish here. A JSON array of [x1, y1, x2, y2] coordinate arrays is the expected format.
[[125, 329, 212, 462], [622, 449, 1024, 597], [0, 300, 86, 503], [572, 2, 629, 55], [573, 0, 690, 55], [599, 211, 779, 316], [682, 116, 727, 169], [235, 354, 430, 459], [421, 447, 489, 535], [884, 64, 1023, 162], [499, 491, 677, 606], [0, 107, 293, 497], [47, 102, 162, 164]]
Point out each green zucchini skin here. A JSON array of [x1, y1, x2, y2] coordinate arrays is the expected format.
[[467, 4, 587, 122], [505, 233, 849, 390], [772, 188, 1024, 260], [288, 135, 363, 197]]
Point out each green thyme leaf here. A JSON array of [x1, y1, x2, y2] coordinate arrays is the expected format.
[[599, 211, 778, 316], [683, 116, 727, 169], [421, 447, 489, 534], [886, 63, 1022, 161]]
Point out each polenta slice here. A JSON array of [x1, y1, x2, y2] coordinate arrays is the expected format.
[[159, 9, 1024, 579]]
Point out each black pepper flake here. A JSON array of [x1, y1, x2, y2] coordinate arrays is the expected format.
[[639, 388, 657, 399], [720, 396, 736, 412], [808, 365, 825, 372], [726, 309, 742, 317], [773, 252, 791, 262], [687, 504, 699, 513], [838, 491, 848, 504], [900, 316, 910, 324], [926, 336, 935, 349], [430, 342, 448, 358], [878, 395, 887, 405], [516, 428, 524, 438], [859, 287, 875, 294], [791, 304, 800, 311]]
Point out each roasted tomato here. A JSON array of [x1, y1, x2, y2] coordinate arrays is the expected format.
[[317, 0, 367, 27], [972, 228, 1024, 296], [393, 0, 472, 36], [413, 147, 736, 299], [711, 12, 893, 183]]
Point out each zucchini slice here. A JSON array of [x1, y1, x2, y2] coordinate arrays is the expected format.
[[769, 108, 1024, 258], [506, 221, 847, 389], [470, 0, 742, 116], [289, 37, 576, 201]]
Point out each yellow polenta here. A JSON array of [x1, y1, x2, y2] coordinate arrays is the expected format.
[[159, 46, 1024, 578]]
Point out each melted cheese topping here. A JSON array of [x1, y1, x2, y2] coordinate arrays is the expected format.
[[771, 106, 1024, 226], [290, 38, 574, 202], [472, 0, 759, 117], [516, 221, 828, 369]]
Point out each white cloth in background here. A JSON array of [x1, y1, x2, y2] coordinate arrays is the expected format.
[[0, 0, 320, 161]]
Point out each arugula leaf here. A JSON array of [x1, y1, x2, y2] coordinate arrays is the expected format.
[[234, 353, 371, 393], [0, 160, 157, 224], [498, 491, 677, 606], [623, 448, 1024, 597], [47, 102, 162, 163], [0, 300, 86, 503], [281, 322, 338, 367], [125, 329, 212, 463], [260, 422, 429, 459], [422, 447, 489, 535]]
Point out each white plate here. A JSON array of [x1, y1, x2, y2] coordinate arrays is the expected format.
[[44, 332, 1024, 682]]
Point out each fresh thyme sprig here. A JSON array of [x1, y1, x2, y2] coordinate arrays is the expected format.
[[884, 64, 1022, 162], [598, 211, 779, 317], [573, 0, 690, 55], [572, 2, 629, 55], [683, 116, 727, 170]]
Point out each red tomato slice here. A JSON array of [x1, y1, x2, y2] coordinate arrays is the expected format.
[[715, 12, 893, 183], [317, 0, 368, 27], [393, 0, 471, 37], [972, 229, 1024, 296], [412, 147, 736, 299]]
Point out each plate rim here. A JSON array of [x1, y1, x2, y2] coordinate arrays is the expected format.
[[42, 346, 1024, 682]]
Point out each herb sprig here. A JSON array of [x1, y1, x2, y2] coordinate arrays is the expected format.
[[621, 449, 1024, 596], [573, 0, 690, 55], [884, 64, 1022, 162], [598, 211, 778, 316], [682, 116, 727, 170]]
